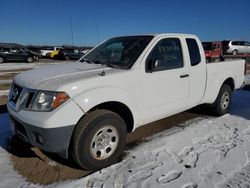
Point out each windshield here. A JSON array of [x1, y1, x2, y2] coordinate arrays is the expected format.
[[81, 36, 153, 69]]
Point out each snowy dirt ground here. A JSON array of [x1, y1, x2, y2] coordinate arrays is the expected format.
[[0, 90, 250, 188]]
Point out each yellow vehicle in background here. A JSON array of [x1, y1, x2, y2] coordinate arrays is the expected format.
[[50, 50, 60, 59]]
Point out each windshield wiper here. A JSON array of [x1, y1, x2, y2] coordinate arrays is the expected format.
[[80, 58, 123, 69], [80, 58, 105, 65], [103, 63, 121, 69], [80, 58, 95, 64]]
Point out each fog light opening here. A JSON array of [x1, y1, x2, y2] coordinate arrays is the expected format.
[[34, 133, 44, 145]]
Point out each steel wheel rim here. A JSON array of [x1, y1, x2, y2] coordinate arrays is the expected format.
[[221, 92, 230, 110], [90, 125, 119, 160], [0, 57, 3, 63]]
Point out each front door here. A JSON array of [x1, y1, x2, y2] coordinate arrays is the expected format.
[[141, 37, 189, 123]]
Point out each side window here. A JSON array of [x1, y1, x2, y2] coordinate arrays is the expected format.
[[232, 41, 237, 45], [186, 38, 201, 66], [2, 48, 10, 52], [146, 38, 183, 72], [239, 41, 245, 46]]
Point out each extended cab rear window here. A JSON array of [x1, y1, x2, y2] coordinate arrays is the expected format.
[[186, 38, 201, 66]]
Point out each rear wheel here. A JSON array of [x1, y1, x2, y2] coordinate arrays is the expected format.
[[34, 56, 39, 61], [71, 109, 127, 170], [232, 49, 238, 56], [65, 56, 70, 60], [213, 84, 232, 116]]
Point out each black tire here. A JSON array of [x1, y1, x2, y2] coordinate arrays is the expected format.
[[232, 49, 238, 56], [0, 57, 4, 63], [214, 84, 232, 116], [65, 56, 70, 60], [26, 57, 33, 63], [34, 56, 39, 61], [71, 109, 127, 170]]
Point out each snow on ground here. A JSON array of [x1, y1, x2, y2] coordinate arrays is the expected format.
[[0, 90, 250, 188], [0, 114, 34, 188], [0, 80, 12, 84], [0, 62, 65, 71], [0, 90, 9, 97]]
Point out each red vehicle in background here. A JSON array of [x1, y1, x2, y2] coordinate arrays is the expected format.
[[202, 41, 223, 62]]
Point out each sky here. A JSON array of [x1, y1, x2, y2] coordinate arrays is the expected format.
[[0, 0, 249, 46]]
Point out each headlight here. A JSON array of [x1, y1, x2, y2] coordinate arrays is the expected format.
[[31, 91, 69, 112]]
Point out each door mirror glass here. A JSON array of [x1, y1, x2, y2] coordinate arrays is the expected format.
[[147, 59, 165, 72]]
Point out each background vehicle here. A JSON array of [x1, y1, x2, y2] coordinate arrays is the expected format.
[[8, 34, 245, 171], [223, 40, 250, 55], [49, 50, 60, 59], [20, 48, 40, 61], [26, 46, 42, 58], [0, 47, 34, 63], [202, 41, 223, 62], [56, 48, 84, 60], [203, 41, 250, 62], [40, 46, 63, 57]]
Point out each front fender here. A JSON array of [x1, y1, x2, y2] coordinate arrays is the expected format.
[[72, 86, 139, 125]]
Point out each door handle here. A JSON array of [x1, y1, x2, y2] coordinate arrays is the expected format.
[[180, 74, 189, 78]]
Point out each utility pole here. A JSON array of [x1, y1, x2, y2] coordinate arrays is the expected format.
[[70, 17, 74, 45], [95, 19, 100, 43]]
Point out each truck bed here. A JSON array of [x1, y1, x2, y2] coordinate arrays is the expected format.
[[202, 59, 245, 104]]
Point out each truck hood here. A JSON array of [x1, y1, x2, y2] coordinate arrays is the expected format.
[[14, 62, 111, 90]]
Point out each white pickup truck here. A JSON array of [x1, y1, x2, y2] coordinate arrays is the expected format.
[[7, 34, 245, 170]]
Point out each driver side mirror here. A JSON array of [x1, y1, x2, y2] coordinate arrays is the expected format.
[[146, 59, 165, 72]]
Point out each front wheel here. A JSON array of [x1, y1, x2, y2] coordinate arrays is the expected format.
[[26, 57, 33, 63], [71, 109, 127, 170], [214, 84, 232, 116], [0, 57, 4, 63]]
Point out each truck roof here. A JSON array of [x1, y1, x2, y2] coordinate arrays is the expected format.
[[113, 33, 198, 39], [152, 33, 197, 38]]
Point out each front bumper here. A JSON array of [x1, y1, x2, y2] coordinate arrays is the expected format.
[[7, 99, 84, 158], [9, 114, 74, 158]]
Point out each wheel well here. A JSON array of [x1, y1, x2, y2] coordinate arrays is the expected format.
[[89, 101, 134, 133], [223, 78, 235, 91]]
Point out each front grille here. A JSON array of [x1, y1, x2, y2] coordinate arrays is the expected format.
[[25, 92, 35, 108], [9, 84, 37, 111], [10, 84, 23, 103]]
